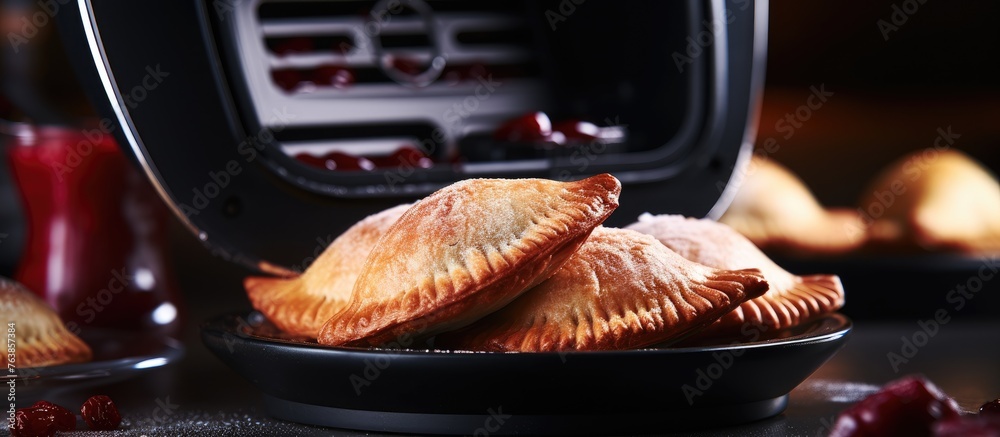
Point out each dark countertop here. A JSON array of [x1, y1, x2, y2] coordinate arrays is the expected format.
[[4, 225, 999, 436], [6, 319, 998, 436]]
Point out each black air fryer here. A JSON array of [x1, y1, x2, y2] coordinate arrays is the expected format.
[[57, 0, 767, 271]]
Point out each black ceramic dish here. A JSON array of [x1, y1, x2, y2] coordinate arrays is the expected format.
[[773, 253, 1000, 320], [4, 331, 183, 397], [202, 312, 851, 435]]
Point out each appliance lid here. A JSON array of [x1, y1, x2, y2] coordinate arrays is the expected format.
[[57, 0, 767, 271]]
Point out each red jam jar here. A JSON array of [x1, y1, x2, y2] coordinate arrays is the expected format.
[[6, 124, 182, 337]]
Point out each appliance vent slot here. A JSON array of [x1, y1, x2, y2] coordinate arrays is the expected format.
[[230, 0, 550, 168]]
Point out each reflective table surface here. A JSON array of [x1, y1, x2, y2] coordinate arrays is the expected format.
[[5, 319, 998, 436]]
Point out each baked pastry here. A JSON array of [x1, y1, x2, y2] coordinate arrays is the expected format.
[[720, 156, 866, 254], [245, 204, 410, 338], [317, 174, 621, 347], [0, 277, 91, 367], [860, 149, 1000, 254], [441, 227, 768, 351], [626, 214, 844, 336]]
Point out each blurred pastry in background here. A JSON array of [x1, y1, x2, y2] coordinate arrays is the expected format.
[[441, 227, 768, 352], [720, 156, 866, 255], [626, 214, 844, 338], [1, 277, 92, 367], [859, 149, 1000, 254], [244, 204, 411, 339], [318, 174, 621, 347]]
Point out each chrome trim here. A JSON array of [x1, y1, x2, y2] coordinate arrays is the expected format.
[[707, 0, 768, 220], [76, 0, 202, 236]]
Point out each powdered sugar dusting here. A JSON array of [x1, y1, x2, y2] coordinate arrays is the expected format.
[[626, 214, 796, 290], [322, 175, 620, 345]]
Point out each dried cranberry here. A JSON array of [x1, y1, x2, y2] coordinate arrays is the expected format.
[[80, 395, 122, 431], [982, 399, 1000, 417], [270, 37, 313, 57], [372, 146, 433, 169], [11, 401, 76, 437], [294, 152, 374, 171], [323, 152, 374, 171], [271, 69, 302, 92], [312, 65, 354, 89], [829, 375, 961, 437], [388, 55, 428, 76], [552, 120, 601, 143], [494, 112, 555, 144], [295, 153, 327, 168], [933, 415, 1000, 436]]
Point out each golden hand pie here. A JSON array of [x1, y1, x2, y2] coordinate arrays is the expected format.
[[441, 227, 769, 352], [245, 204, 411, 338], [0, 277, 91, 367], [720, 156, 866, 254], [317, 174, 622, 347], [626, 214, 844, 336], [859, 149, 1000, 254]]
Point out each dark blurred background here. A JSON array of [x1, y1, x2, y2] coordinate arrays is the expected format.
[[0, 0, 997, 323], [759, 2, 1000, 207]]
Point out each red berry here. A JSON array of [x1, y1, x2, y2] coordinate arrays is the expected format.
[[270, 37, 313, 57], [312, 65, 354, 89], [80, 395, 121, 431], [271, 69, 302, 92], [494, 112, 555, 144], [552, 120, 601, 143], [294, 152, 374, 171], [388, 55, 427, 76], [372, 146, 432, 169], [983, 399, 1000, 416], [324, 152, 374, 171], [934, 415, 1000, 437], [830, 375, 961, 437], [11, 401, 75, 437], [294, 153, 327, 168]]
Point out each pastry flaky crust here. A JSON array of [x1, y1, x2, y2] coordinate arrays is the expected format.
[[245, 204, 411, 338], [441, 227, 769, 352], [720, 156, 866, 254], [317, 174, 622, 347], [626, 214, 844, 336], [0, 278, 91, 367], [860, 150, 1000, 254]]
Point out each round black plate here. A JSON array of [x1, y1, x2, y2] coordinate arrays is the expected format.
[[4, 331, 183, 396], [201, 313, 851, 435], [772, 253, 1000, 320]]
